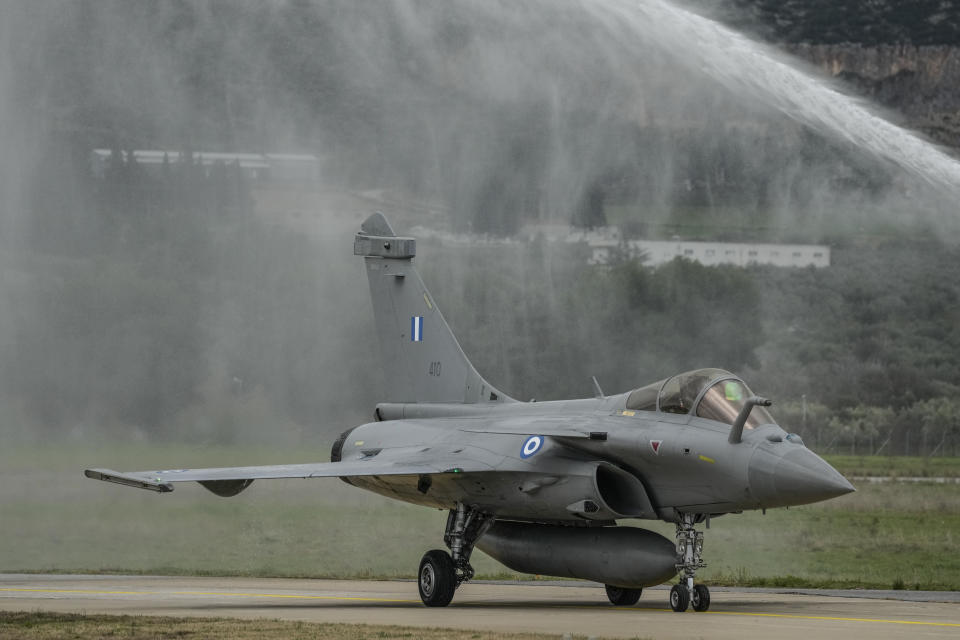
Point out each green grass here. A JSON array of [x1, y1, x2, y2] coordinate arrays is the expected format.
[[2, 445, 958, 590], [823, 455, 960, 478], [0, 612, 601, 640]]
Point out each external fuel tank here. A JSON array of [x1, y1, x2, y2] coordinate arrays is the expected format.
[[476, 521, 678, 588]]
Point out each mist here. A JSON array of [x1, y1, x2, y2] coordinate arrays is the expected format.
[[0, 0, 958, 448], [2, 0, 960, 586]]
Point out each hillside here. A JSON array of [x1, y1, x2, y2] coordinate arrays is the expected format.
[[693, 1, 960, 148], [704, 0, 960, 46]]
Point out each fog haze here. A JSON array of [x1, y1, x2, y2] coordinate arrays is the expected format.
[[1, 0, 959, 586], [0, 0, 957, 451]]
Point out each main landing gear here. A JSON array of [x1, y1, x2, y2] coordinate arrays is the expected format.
[[418, 503, 492, 607], [671, 513, 710, 612]]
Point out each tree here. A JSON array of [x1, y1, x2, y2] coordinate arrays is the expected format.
[[571, 182, 607, 229]]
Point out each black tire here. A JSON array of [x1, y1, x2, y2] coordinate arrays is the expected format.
[[691, 584, 710, 612], [418, 550, 457, 607], [605, 584, 642, 606], [670, 584, 690, 612]]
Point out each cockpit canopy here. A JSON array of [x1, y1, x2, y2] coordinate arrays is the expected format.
[[625, 368, 774, 430]]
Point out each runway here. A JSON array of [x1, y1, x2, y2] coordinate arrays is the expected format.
[[1, 574, 958, 639]]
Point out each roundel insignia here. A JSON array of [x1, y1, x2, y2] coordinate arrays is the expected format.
[[521, 435, 544, 458]]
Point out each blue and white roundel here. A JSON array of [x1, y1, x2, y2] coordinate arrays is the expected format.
[[521, 435, 544, 458]]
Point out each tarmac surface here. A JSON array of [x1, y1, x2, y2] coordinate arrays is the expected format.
[[1, 574, 958, 639]]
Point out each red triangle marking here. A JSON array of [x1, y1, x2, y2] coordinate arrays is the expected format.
[[650, 440, 661, 454]]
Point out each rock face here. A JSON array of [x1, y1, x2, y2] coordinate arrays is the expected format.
[[788, 44, 960, 148], [685, 1, 960, 147], [706, 0, 960, 47]]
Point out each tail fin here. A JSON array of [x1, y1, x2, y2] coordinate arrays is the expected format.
[[354, 213, 513, 404]]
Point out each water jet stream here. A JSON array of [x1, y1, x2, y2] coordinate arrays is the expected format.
[[588, 0, 960, 190]]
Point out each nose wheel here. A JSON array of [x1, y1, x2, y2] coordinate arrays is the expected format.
[[691, 584, 710, 611], [671, 513, 711, 612], [669, 584, 689, 611], [669, 582, 710, 612]]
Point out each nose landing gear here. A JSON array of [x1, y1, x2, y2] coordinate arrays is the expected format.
[[672, 513, 710, 612], [691, 583, 710, 611]]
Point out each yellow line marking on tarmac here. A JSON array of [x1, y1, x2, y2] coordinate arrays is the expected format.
[[0, 587, 416, 604], [0, 588, 143, 596], [699, 610, 960, 627], [1, 587, 958, 628], [168, 591, 418, 604], [466, 602, 960, 627]]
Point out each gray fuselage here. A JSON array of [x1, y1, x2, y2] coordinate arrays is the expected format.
[[336, 391, 851, 525]]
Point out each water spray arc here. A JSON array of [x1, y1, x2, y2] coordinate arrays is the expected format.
[[590, 0, 960, 191]]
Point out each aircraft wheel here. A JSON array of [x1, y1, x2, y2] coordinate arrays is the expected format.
[[691, 584, 710, 612], [605, 584, 642, 606], [418, 550, 456, 607], [669, 584, 690, 612]]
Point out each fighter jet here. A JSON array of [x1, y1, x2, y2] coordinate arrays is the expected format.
[[86, 212, 855, 612]]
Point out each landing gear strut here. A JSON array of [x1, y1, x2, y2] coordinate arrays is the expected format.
[[672, 513, 710, 612], [418, 503, 492, 607]]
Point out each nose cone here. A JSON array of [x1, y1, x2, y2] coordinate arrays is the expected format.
[[749, 447, 855, 508]]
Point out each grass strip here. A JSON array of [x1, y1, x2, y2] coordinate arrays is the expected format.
[[0, 611, 602, 640], [701, 573, 950, 591], [2, 568, 951, 592], [3, 447, 957, 591], [823, 455, 960, 478]]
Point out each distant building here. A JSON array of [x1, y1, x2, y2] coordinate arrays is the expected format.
[[588, 238, 830, 268], [90, 149, 320, 183], [417, 224, 830, 268], [521, 225, 831, 268]]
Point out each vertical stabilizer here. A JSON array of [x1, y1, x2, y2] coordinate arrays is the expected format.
[[354, 213, 514, 404]]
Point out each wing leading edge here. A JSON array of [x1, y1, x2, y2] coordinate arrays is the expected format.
[[85, 446, 500, 493]]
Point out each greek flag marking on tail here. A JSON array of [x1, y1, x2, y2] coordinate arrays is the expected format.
[[411, 316, 424, 342]]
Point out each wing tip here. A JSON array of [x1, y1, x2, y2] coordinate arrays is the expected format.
[[84, 468, 173, 493]]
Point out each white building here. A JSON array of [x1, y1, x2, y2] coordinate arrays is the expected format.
[[589, 238, 830, 268], [518, 224, 830, 268], [91, 149, 319, 183]]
